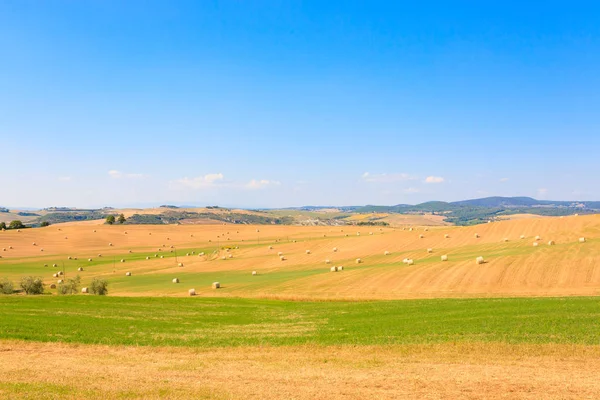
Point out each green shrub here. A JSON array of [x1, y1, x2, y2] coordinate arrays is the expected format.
[[0, 222, 6, 230], [58, 275, 81, 295], [20, 276, 45, 295], [105, 215, 115, 225], [40, 221, 50, 227], [0, 278, 14, 294], [90, 278, 108, 295], [8, 220, 24, 229]]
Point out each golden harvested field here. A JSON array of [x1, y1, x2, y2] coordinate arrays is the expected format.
[[1, 214, 599, 299], [2, 340, 600, 400]]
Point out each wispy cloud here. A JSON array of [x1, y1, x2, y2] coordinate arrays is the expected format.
[[246, 179, 281, 190], [404, 187, 420, 194], [362, 172, 414, 183], [58, 176, 72, 182], [108, 170, 145, 179], [424, 176, 444, 184], [172, 173, 224, 189], [499, 177, 510, 182]]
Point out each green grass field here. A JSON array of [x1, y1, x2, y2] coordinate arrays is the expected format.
[[2, 296, 599, 347]]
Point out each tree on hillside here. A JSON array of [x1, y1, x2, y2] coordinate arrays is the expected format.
[[40, 221, 50, 227], [8, 220, 24, 229], [117, 214, 126, 224], [106, 215, 116, 225], [0, 222, 6, 230]]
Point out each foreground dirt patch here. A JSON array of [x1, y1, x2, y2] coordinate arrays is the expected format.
[[1, 341, 599, 399]]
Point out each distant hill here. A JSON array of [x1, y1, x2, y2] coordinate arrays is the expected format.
[[354, 197, 600, 226]]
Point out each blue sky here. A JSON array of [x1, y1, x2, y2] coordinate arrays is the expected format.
[[1, 1, 599, 208]]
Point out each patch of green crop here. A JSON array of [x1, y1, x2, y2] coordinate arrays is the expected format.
[[1, 296, 599, 347]]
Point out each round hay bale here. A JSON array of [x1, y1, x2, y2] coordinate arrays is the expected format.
[[44, 264, 48, 267], [32, 242, 36, 246], [520, 235, 525, 239], [337, 265, 344, 271], [178, 262, 183, 267], [93, 230, 96, 233], [444, 234, 450, 239], [146, 256, 150, 260], [74, 257, 78, 260], [188, 289, 196, 296], [355, 258, 362, 264], [384, 251, 390, 255], [345, 234, 348, 237], [125, 272, 131, 276], [129, 250, 133, 253], [533, 242, 539, 247], [52, 263, 57, 267], [252, 271, 257, 276], [120, 259, 125, 263], [268, 246, 273, 250], [124, 231, 128, 235], [369, 232, 373, 235], [441, 255, 448, 262], [306, 250, 311, 254], [57, 279, 63, 284], [160, 255, 164, 259], [330, 266, 337, 272], [474, 233, 480, 238], [280, 256, 285, 261], [277, 252, 283, 256], [88, 258, 92, 262], [40, 248, 44, 252], [548, 240, 555, 246], [98, 254, 102, 257], [109, 243, 113, 246], [68, 256, 72, 260], [535, 236, 541, 241], [78, 267, 84, 271], [503, 238, 509, 242], [406, 259, 414, 266], [325, 259, 331, 264], [81, 287, 89, 293], [427, 248, 433, 253], [419, 234, 424, 239], [356, 232, 360, 236], [333, 247, 338, 252], [186, 253, 190, 256], [221, 256, 226, 260], [476, 256, 485, 265], [579, 237, 586, 243], [424, 228, 429, 231], [228, 254, 233, 258], [50, 284, 56, 289], [212, 282, 220, 289], [53, 273, 58, 278], [199, 252, 205, 256], [172, 278, 179, 284], [58, 271, 63, 276]]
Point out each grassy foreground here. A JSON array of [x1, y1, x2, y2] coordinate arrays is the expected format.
[[1, 296, 600, 347]]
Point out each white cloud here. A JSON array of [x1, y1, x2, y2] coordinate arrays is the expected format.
[[424, 176, 445, 184], [108, 170, 145, 179], [499, 178, 510, 182], [404, 187, 420, 194], [246, 179, 281, 190], [362, 172, 414, 183], [58, 176, 72, 182], [172, 173, 224, 189]]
